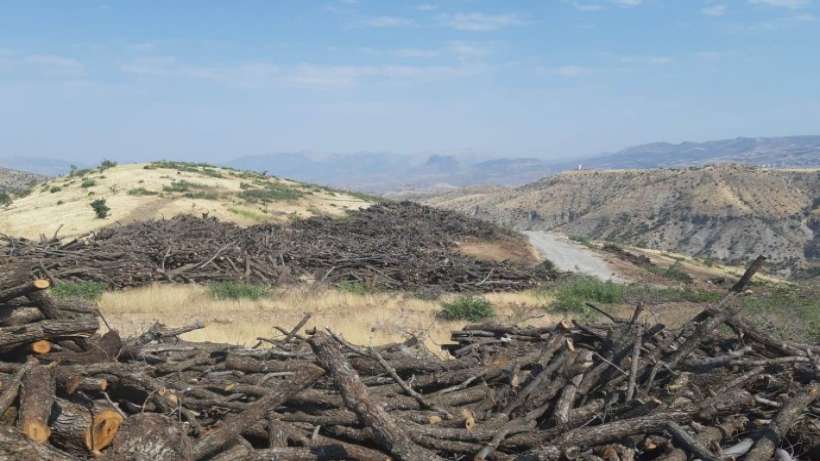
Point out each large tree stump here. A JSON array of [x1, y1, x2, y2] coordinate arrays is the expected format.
[[102, 413, 192, 461], [49, 398, 123, 456]]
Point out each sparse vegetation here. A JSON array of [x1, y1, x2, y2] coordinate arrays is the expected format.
[[568, 235, 593, 247], [99, 159, 117, 170], [742, 283, 820, 342], [127, 187, 158, 196], [208, 281, 269, 300], [162, 179, 206, 193], [0, 190, 10, 206], [49, 186, 62, 193], [548, 276, 624, 315], [336, 280, 370, 295], [239, 183, 304, 203], [90, 198, 110, 218], [649, 260, 694, 284], [81, 178, 97, 188], [438, 296, 496, 321], [51, 281, 107, 301]]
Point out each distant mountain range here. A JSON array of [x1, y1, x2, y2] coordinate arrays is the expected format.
[[3, 135, 819, 193], [229, 135, 820, 193]]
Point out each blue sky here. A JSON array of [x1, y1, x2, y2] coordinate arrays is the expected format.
[[1, 0, 818, 163]]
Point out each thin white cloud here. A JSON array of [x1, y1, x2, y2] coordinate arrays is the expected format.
[[440, 12, 525, 31], [395, 48, 440, 58], [702, 4, 728, 16], [549, 65, 591, 77], [365, 16, 414, 28], [120, 57, 478, 89], [564, 0, 644, 11], [416, 4, 437, 11], [620, 55, 674, 65], [612, 0, 642, 7], [749, 0, 812, 8], [23, 54, 85, 76]]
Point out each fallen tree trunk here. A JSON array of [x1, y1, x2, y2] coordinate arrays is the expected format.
[[309, 332, 445, 461]]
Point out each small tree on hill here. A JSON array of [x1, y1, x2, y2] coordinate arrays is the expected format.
[[90, 199, 110, 219]]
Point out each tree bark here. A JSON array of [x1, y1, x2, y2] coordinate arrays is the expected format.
[[192, 365, 325, 460], [744, 384, 818, 461], [0, 279, 50, 304], [0, 317, 98, 351], [103, 413, 192, 461], [17, 362, 55, 443], [49, 397, 124, 456], [309, 332, 445, 461], [0, 424, 74, 461]]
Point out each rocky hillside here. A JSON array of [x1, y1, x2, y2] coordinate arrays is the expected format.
[[425, 165, 820, 274], [0, 161, 371, 240], [0, 166, 44, 195]]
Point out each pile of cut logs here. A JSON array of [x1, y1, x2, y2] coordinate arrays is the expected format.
[[1, 202, 554, 292], [0, 257, 818, 460]]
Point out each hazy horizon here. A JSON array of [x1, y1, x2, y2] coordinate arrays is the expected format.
[[2, 1, 819, 164]]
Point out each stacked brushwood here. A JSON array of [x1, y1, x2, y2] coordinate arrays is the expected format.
[[0, 257, 818, 460], [0, 202, 554, 292]]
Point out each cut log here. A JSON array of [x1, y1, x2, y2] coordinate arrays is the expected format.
[[309, 332, 445, 461], [0, 317, 99, 351], [744, 384, 818, 461], [0, 279, 50, 304], [0, 424, 74, 461], [0, 358, 35, 417], [103, 413, 192, 461], [49, 398, 123, 456], [30, 340, 52, 355], [191, 364, 325, 460], [17, 363, 56, 443]]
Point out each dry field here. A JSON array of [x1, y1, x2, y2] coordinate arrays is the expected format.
[[98, 284, 559, 351], [0, 162, 370, 240]]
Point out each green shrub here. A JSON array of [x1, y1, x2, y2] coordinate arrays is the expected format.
[[208, 281, 268, 300], [239, 184, 304, 203], [438, 296, 495, 321], [0, 191, 10, 206], [56, 200, 64, 206], [659, 261, 693, 284], [81, 178, 97, 188], [128, 187, 158, 196], [568, 235, 592, 246], [336, 280, 369, 295], [742, 284, 820, 342], [184, 191, 220, 200], [50, 186, 62, 193], [99, 159, 117, 170], [51, 281, 107, 301], [548, 276, 624, 314], [163, 180, 209, 194], [90, 199, 110, 219]]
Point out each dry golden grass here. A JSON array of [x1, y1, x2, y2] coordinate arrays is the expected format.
[[98, 284, 559, 351], [0, 163, 370, 240]]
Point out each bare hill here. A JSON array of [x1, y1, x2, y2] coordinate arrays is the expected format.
[[0, 162, 371, 240], [425, 165, 820, 274]]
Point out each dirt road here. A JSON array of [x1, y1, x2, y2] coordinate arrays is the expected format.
[[524, 231, 623, 281]]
